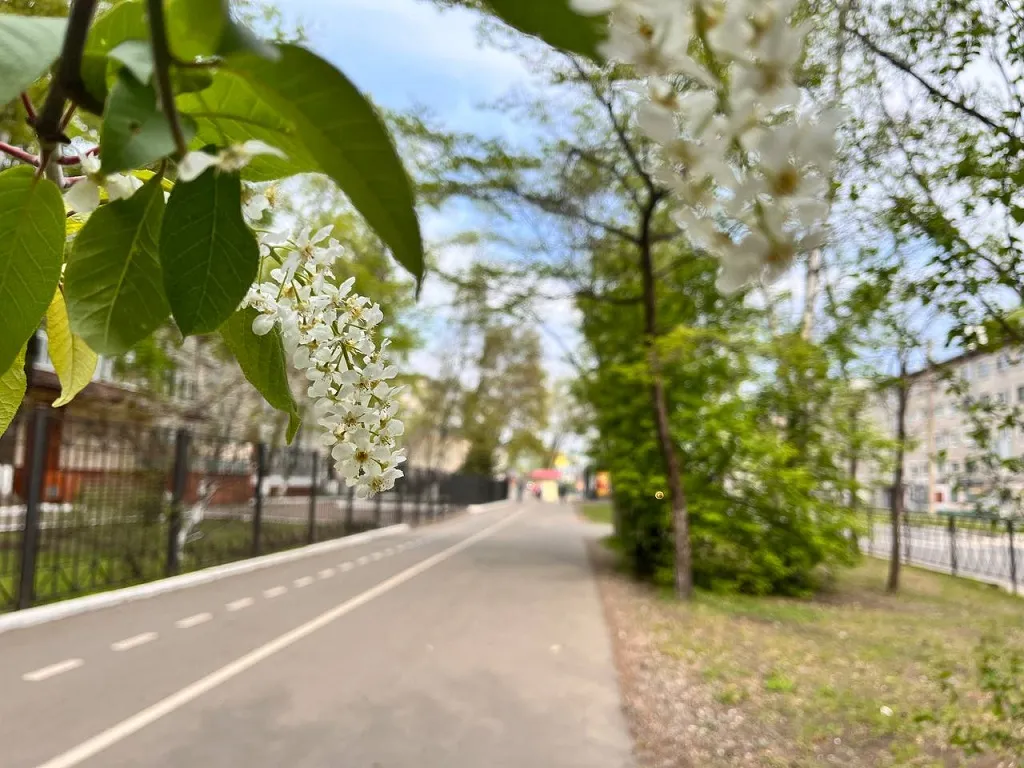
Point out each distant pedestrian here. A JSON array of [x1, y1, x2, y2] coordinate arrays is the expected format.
[[517, 478, 525, 502], [558, 483, 568, 504]]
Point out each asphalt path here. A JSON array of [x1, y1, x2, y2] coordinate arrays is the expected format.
[[0, 503, 633, 768]]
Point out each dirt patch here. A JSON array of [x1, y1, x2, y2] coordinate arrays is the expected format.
[[588, 542, 1024, 768]]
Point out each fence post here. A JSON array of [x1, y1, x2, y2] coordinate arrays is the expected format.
[[868, 508, 874, 554], [252, 442, 267, 557], [373, 491, 382, 528], [165, 428, 191, 577], [396, 475, 404, 525], [307, 452, 318, 545], [345, 485, 355, 533], [1009, 520, 1018, 595], [16, 407, 49, 610], [948, 515, 958, 577], [903, 512, 911, 564], [414, 471, 423, 526]]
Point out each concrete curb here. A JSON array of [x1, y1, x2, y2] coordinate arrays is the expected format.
[[467, 499, 515, 515], [0, 524, 410, 635]]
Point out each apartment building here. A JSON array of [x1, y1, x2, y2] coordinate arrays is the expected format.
[[869, 348, 1024, 512]]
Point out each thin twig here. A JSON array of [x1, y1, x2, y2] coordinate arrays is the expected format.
[[0, 141, 40, 167], [20, 93, 37, 123], [147, 0, 189, 157], [36, 0, 100, 184], [845, 23, 1013, 138], [35, 0, 101, 144]]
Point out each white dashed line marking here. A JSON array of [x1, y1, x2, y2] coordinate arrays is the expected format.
[[371, 552, 383, 561], [226, 597, 253, 612], [293, 576, 314, 588], [263, 586, 287, 599], [175, 613, 212, 630], [318, 568, 335, 579], [111, 632, 157, 652], [23, 659, 83, 682], [339, 562, 354, 571], [356, 556, 370, 565]]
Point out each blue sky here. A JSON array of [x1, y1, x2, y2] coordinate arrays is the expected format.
[[280, 0, 533, 137], [275, 0, 580, 379]]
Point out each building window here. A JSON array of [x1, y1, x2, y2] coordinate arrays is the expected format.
[[1017, 384, 1024, 403], [996, 392, 1008, 405], [978, 362, 990, 378], [962, 363, 972, 381], [951, 462, 960, 473]]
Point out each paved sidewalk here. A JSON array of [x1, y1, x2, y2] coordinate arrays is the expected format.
[[0, 503, 633, 768]]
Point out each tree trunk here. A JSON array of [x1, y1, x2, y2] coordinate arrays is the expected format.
[[637, 193, 692, 599], [800, 248, 822, 341], [848, 405, 859, 509], [888, 364, 909, 593]]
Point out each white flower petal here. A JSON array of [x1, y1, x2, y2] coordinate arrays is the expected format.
[[64, 179, 100, 213], [239, 139, 287, 160], [177, 151, 219, 182], [251, 314, 276, 336]]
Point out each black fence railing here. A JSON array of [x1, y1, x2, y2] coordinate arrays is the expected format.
[[859, 508, 1021, 593], [0, 407, 508, 613]]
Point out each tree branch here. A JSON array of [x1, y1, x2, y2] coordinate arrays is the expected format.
[[846, 24, 1012, 137], [146, 0, 189, 157], [569, 56, 657, 197], [35, 0, 102, 146]]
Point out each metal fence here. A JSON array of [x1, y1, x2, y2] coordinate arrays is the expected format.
[[860, 508, 1022, 593], [0, 407, 508, 613]]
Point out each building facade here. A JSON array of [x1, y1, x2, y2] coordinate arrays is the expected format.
[[868, 348, 1024, 513]]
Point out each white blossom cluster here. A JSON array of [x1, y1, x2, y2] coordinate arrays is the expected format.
[[245, 224, 406, 498], [571, 0, 840, 293]]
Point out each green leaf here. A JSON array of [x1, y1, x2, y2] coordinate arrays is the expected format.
[[80, 53, 111, 106], [0, 347, 26, 437], [109, 40, 155, 84], [219, 307, 300, 434], [167, 0, 228, 60], [161, 168, 259, 335], [101, 70, 196, 174], [286, 412, 301, 444], [86, 0, 147, 56], [172, 68, 213, 95], [216, 18, 279, 61], [176, 70, 317, 181], [65, 174, 169, 355], [0, 15, 68, 108], [0, 166, 66, 375], [45, 290, 99, 408], [229, 45, 424, 284], [479, 0, 607, 59]]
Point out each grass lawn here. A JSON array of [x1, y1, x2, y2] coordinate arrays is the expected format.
[[580, 501, 613, 525], [595, 552, 1024, 767]]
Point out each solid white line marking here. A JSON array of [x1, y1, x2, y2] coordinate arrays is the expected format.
[[318, 568, 335, 579], [356, 556, 370, 565], [293, 576, 314, 588], [35, 508, 526, 768], [339, 562, 354, 572], [226, 597, 253, 612], [371, 552, 383, 561], [23, 658, 83, 682], [175, 613, 212, 630], [111, 632, 157, 652], [263, 586, 287, 599]]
